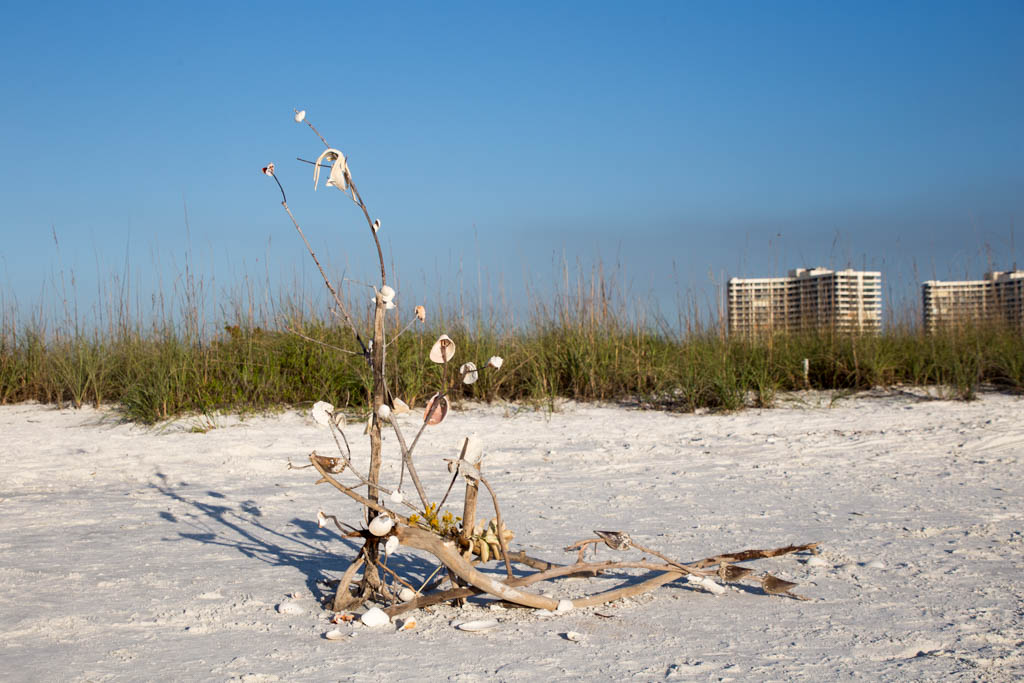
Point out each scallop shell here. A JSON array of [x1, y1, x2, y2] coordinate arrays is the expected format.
[[368, 514, 394, 536], [360, 607, 391, 628], [429, 335, 456, 363], [456, 619, 499, 632], [423, 394, 449, 426]]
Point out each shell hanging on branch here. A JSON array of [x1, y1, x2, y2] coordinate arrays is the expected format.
[[423, 393, 449, 425], [459, 362, 479, 384], [429, 335, 456, 364], [368, 515, 394, 536]]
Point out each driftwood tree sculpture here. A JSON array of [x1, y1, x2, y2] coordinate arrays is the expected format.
[[264, 110, 819, 626]]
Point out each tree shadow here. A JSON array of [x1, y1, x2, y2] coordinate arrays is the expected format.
[[148, 471, 437, 603]]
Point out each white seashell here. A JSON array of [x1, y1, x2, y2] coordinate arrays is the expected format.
[[294, 109, 306, 123], [360, 607, 391, 628], [556, 599, 574, 613], [686, 575, 726, 595], [398, 617, 417, 631], [414, 305, 426, 322], [277, 600, 306, 615], [311, 401, 334, 427], [377, 404, 391, 420], [385, 535, 399, 555], [564, 631, 585, 642], [460, 436, 484, 464], [317, 510, 327, 529], [373, 219, 381, 233], [384, 301, 396, 310], [806, 556, 829, 568], [866, 560, 886, 569], [429, 335, 456, 363], [380, 285, 395, 303], [487, 356, 503, 369], [389, 490, 405, 504], [368, 515, 393, 536], [398, 587, 417, 602], [456, 619, 499, 632], [392, 398, 410, 414], [460, 362, 479, 384], [324, 628, 346, 640], [422, 394, 449, 426]]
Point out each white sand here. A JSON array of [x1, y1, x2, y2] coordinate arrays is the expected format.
[[1, 391, 1022, 681]]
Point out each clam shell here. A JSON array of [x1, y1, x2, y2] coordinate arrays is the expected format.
[[276, 600, 306, 615], [377, 404, 391, 420], [368, 514, 394, 536], [360, 607, 391, 628], [324, 629, 347, 640], [460, 436, 484, 464], [385, 535, 399, 555], [311, 401, 334, 427], [423, 394, 449, 426], [398, 617, 417, 631], [459, 362, 478, 384], [398, 587, 417, 602], [456, 619, 499, 632], [429, 335, 456, 363]]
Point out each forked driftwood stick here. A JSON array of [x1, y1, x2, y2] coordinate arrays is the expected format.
[[383, 539, 816, 617], [395, 525, 560, 611], [332, 552, 366, 611]]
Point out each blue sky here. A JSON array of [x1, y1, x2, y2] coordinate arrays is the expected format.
[[1, 1, 1021, 327]]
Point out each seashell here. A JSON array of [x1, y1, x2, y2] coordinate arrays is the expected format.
[[331, 613, 355, 624], [317, 510, 327, 529], [372, 219, 380, 233], [533, 609, 554, 617], [556, 599, 574, 613], [456, 619, 499, 632], [398, 587, 417, 602], [459, 362, 479, 384], [423, 394, 448, 426], [389, 489, 405, 504], [276, 600, 306, 615], [324, 628, 347, 640], [460, 435, 484, 464], [865, 560, 886, 569], [385, 535, 399, 555], [294, 109, 306, 123], [487, 356, 503, 369], [368, 514, 394, 536], [806, 556, 829, 568], [429, 335, 456, 363], [360, 607, 391, 628], [262, 163, 275, 176], [363, 414, 373, 435], [686, 575, 726, 595], [398, 617, 417, 631], [311, 401, 334, 427], [392, 398, 410, 414], [377, 404, 391, 420], [414, 305, 426, 322], [379, 285, 395, 303], [564, 631, 585, 642]]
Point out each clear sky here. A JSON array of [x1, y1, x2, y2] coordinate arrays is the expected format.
[[1, 1, 1021, 328]]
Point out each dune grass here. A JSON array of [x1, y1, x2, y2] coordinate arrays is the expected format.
[[1, 271, 1021, 424]]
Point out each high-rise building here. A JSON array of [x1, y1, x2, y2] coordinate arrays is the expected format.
[[728, 268, 882, 336], [921, 271, 1024, 332]]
